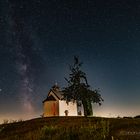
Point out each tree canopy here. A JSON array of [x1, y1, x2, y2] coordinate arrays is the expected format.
[[63, 56, 104, 116]]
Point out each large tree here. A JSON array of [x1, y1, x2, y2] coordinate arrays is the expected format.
[[63, 56, 103, 116]]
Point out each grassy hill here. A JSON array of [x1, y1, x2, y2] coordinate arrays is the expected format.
[[0, 117, 140, 140]]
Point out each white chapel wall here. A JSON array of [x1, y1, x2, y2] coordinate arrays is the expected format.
[[59, 100, 78, 116]]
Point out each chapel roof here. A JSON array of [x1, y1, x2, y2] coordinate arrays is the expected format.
[[43, 84, 64, 103]]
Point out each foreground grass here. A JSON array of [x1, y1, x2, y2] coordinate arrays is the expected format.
[[0, 117, 140, 140]]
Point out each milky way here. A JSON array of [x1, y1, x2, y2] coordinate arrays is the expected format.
[[5, 0, 46, 115], [8, 1, 32, 114]]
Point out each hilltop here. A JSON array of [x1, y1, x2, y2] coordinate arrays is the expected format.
[[0, 117, 140, 140]]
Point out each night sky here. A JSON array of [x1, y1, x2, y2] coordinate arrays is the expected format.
[[0, 0, 140, 122]]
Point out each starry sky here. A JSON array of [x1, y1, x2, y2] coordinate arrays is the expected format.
[[0, 0, 140, 122]]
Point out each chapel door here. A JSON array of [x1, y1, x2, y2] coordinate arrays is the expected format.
[[51, 102, 58, 116]]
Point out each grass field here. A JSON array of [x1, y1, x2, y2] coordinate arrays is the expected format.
[[0, 117, 140, 140]]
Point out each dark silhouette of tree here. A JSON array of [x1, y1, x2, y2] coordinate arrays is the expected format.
[[63, 56, 104, 116]]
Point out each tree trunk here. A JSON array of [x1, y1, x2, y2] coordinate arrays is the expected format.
[[82, 100, 93, 117]]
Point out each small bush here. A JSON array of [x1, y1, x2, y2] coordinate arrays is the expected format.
[[3, 119, 8, 124], [134, 115, 140, 118]]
